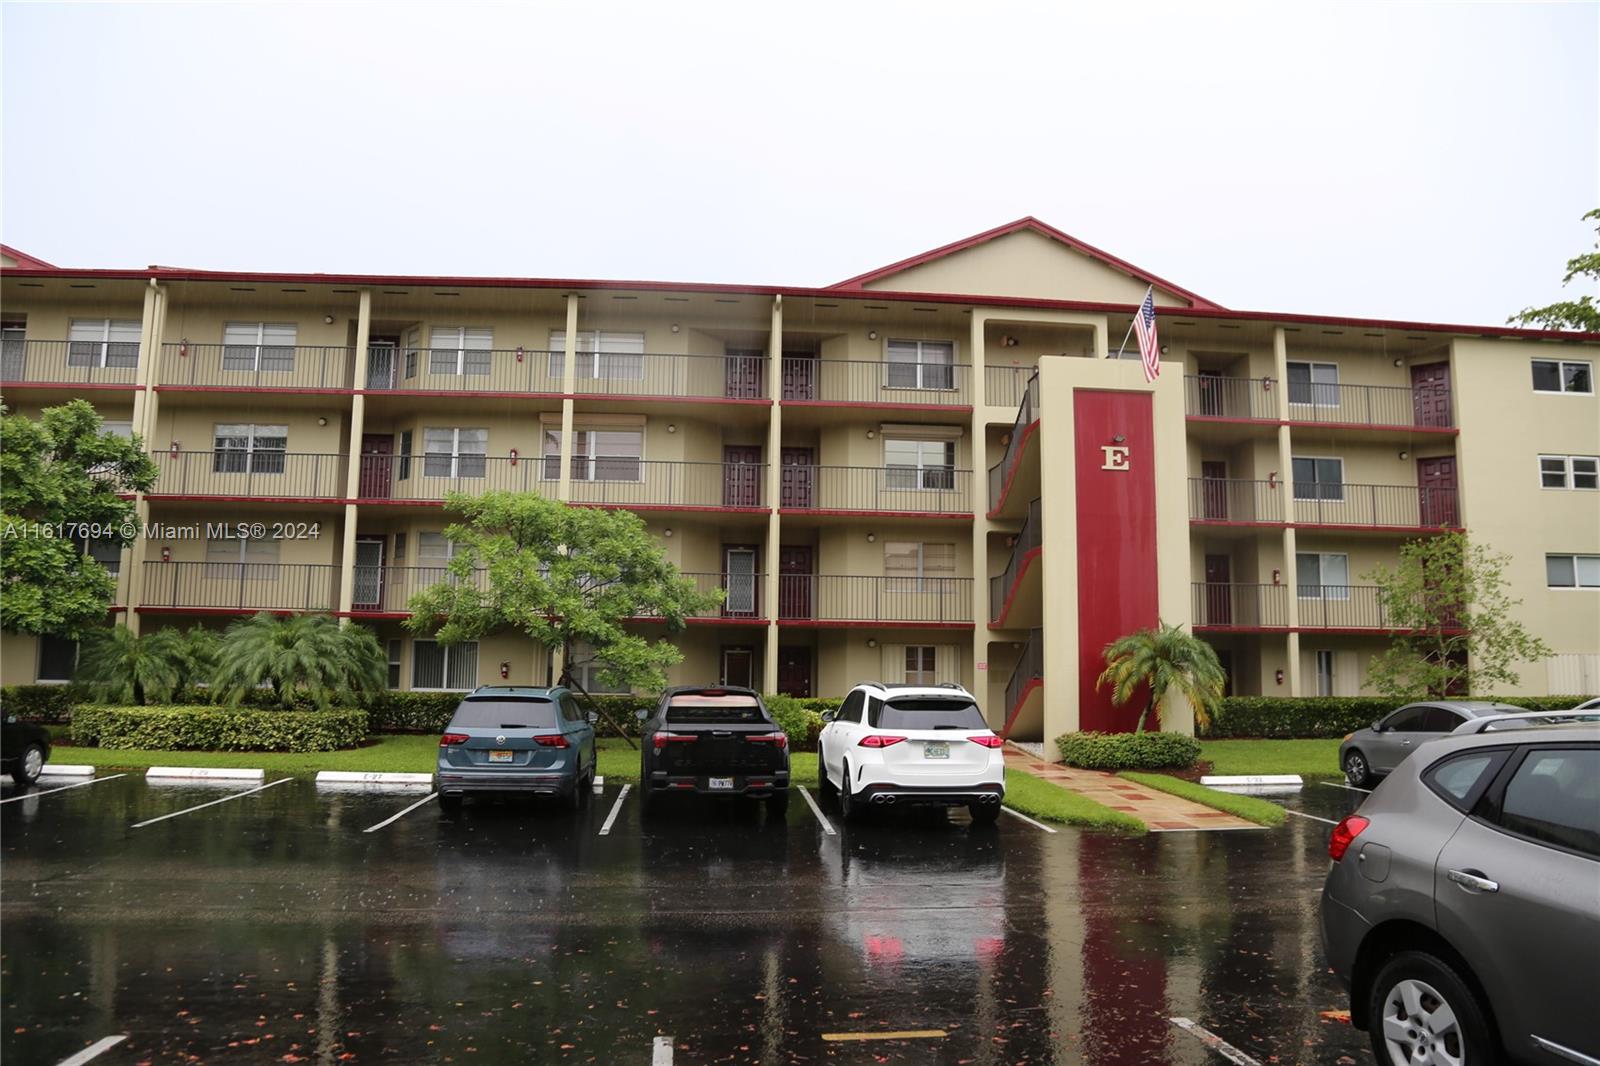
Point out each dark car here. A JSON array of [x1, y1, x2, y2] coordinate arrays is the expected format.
[[1338, 701, 1523, 787], [2, 713, 52, 786], [434, 686, 597, 812], [637, 686, 790, 816]]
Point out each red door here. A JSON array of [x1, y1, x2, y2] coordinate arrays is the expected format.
[[359, 434, 394, 498], [720, 646, 756, 688], [1204, 554, 1232, 626], [1417, 456, 1459, 527], [1411, 363, 1452, 428], [780, 448, 814, 508], [781, 352, 817, 400], [778, 546, 813, 620], [777, 645, 813, 697], [1201, 461, 1229, 520], [722, 446, 762, 507], [724, 349, 764, 399]]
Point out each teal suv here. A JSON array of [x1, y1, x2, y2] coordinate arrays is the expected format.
[[435, 686, 597, 811]]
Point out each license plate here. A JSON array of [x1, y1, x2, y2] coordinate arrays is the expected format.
[[923, 742, 950, 760], [488, 750, 514, 763], [708, 777, 735, 791]]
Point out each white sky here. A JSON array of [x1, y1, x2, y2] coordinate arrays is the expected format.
[[4, 2, 1596, 325]]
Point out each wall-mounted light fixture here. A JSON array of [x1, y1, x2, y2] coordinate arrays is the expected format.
[[1275, 668, 1285, 686], [670, 323, 680, 333], [666, 424, 677, 433], [867, 330, 878, 341], [1159, 345, 1170, 355], [866, 638, 878, 649], [1002, 335, 1019, 347], [317, 416, 328, 427], [1398, 450, 1409, 461], [865, 429, 876, 439], [866, 532, 876, 543], [323, 314, 335, 325], [1393, 358, 1404, 368], [663, 528, 674, 538], [1112, 434, 1126, 443]]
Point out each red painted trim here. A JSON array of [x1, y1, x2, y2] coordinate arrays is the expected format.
[[575, 393, 772, 408], [1283, 420, 1459, 436], [361, 388, 564, 401], [776, 619, 974, 630], [1184, 415, 1278, 428], [779, 508, 973, 520], [984, 419, 1040, 519], [136, 606, 306, 616], [109, 605, 127, 613], [352, 497, 448, 508], [340, 611, 411, 620], [157, 384, 356, 396], [781, 399, 973, 413], [989, 547, 1042, 627], [1293, 523, 1465, 535], [351, 498, 770, 515], [146, 494, 344, 504], [0, 381, 142, 391], [828, 217, 1221, 310], [1196, 624, 1468, 636], [1189, 519, 1288, 529], [1000, 677, 1043, 741], [1, 244, 57, 269]]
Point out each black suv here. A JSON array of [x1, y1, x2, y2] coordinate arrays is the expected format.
[[637, 686, 790, 816]]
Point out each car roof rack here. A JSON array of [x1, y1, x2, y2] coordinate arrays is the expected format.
[[1450, 711, 1600, 735]]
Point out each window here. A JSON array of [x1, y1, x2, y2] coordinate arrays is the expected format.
[[411, 640, 478, 690], [37, 635, 78, 682], [1531, 359, 1593, 395], [397, 430, 413, 481], [1383, 705, 1431, 731], [1539, 455, 1599, 490], [1494, 747, 1600, 858], [392, 532, 407, 562], [548, 331, 646, 380], [1292, 456, 1345, 501], [872, 696, 986, 730], [1423, 750, 1508, 812], [547, 426, 643, 482], [417, 533, 456, 564], [1420, 706, 1466, 732], [67, 319, 141, 368], [1, 320, 25, 378], [423, 427, 487, 478], [1297, 553, 1350, 599], [1315, 650, 1335, 697], [403, 327, 420, 380], [884, 542, 956, 592], [222, 322, 296, 372], [885, 339, 955, 390], [1547, 554, 1600, 589], [213, 423, 287, 474], [884, 437, 956, 490], [1287, 361, 1339, 406], [567, 641, 630, 694], [904, 646, 938, 685], [837, 690, 866, 723], [101, 420, 133, 440], [86, 537, 122, 578], [204, 536, 280, 578], [428, 327, 492, 376], [386, 639, 402, 689]]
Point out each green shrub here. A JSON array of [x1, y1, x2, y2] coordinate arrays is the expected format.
[[764, 694, 825, 751], [1055, 730, 1202, 770], [1201, 695, 1597, 739], [72, 705, 367, 752], [0, 684, 91, 723]]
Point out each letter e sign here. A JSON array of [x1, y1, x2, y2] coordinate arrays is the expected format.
[[1101, 445, 1131, 471]]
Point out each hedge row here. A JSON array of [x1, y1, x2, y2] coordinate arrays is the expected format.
[[1201, 695, 1597, 739], [1056, 731, 1202, 770], [0, 685, 93, 723], [72, 706, 369, 752]]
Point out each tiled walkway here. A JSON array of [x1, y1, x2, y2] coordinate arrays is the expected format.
[[1005, 744, 1263, 832]]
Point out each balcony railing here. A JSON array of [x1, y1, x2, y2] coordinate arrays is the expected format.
[[1184, 375, 1276, 421], [351, 565, 489, 613], [1192, 583, 1290, 628], [1188, 477, 1283, 523], [985, 364, 1035, 410], [150, 451, 347, 499], [1287, 380, 1453, 429], [0, 340, 141, 385], [779, 358, 971, 405], [360, 455, 768, 509], [158, 343, 354, 389], [777, 574, 973, 623], [990, 497, 1041, 622], [1003, 627, 1044, 735], [778, 465, 971, 513], [362, 348, 770, 400], [988, 370, 1040, 512], [1293, 484, 1460, 529], [141, 562, 338, 612]]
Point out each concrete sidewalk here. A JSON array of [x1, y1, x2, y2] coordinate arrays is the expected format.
[[1005, 744, 1262, 832]]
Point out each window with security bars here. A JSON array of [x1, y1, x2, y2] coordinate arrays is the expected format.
[[1539, 455, 1599, 490], [204, 536, 281, 579], [884, 541, 955, 592], [429, 327, 493, 376], [222, 322, 297, 372], [2, 320, 25, 378], [1287, 361, 1339, 406], [1296, 553, 1350, 599], [423, 428, 487, 478], [412, 640, 478, 690], [885, 339, 955, 390], [213, 424, 287, 474], [545, 427, 643, 481], [67, 319, 141, 368], [1292, 456, 1345, 501], [547, 331, 646, 381], [884, 437, 956, 490]]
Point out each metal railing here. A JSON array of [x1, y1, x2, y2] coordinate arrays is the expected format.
[[779, 358, 971, 405], [1, 339, 142, 384], [990, 497, 1042, 622], [1003, 627, 1044, 734], [778, 465, 971, 513], [363, 348, 770, 400], [149, 451, 346, 498], [987, 370, 1040, 512], [776, 575, 973, 623], [1187, 477, 1283, 523], [1184, 375, 1277, 420], [366, 347, 561, 392], [569, 352, 768, 400], [1293, 484, 1460, 528], [140, 562, 339, 612], [159, 343, 354, 389], [1287, 380, 1453, 429], [362, 455, 768, 508], [1191, 583, 1290, 628], [350, 565, 489, 613], [985, 364, 1035, 410]]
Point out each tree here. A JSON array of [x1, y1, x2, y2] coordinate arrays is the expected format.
[[1, 401, 160, 638], [1364, 533, 1550, 700], [1508, 208, 1600, 332], [212, 613, 386, 709], [403, 492, 722, 694], [1097, 621, 1226, 733], [78, 625, 184, 705]]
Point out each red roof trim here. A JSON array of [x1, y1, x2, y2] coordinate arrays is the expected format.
[[0, 244, 57, 270], [827, 217, 1222, 310]]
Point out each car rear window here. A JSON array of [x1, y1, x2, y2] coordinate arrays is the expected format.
[[665, 694, 767, 725], [449, 699, 560, 730], [872, 697, 987, 730]]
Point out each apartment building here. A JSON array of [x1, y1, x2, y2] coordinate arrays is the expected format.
[[2, 219, 1596, 741]]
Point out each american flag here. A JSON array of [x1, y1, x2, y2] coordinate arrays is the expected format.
[[1133, 287, 1160, 382]]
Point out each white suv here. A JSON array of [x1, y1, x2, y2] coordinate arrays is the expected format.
[[818, 682, 1006, 823]]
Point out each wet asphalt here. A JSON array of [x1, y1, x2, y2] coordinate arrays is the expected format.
[[1, 772, 1375, 1065]]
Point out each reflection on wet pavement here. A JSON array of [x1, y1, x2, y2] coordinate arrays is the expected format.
[[2, 774, 1373, 1064]]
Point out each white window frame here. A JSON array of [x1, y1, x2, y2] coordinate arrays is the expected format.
[[1538, 454, 1600, 491], [204, 536, 281, 579], [1287, 360, 1340, 407], [547, 331, 647, 381], [422, 427, 488, 479], [884, 339, 957, 391], [67, 318, 141, 368], [545, 425, 645, 483], [1296, 552, 1350, 599], [411, 639, 479, 691], [883, 436, 957, 491], [884, 541, 956, 593], [904, 645, 938, 685], [1292, 455, 1345, 502], [428, 326, 493, 377], [221, 322, 297, 372], [213, 423, 288, 474], [1531, 358, 1594, 395], [1546, 554, 1600, 590], [567, 641, 631, 694], [416, 532, 458, 565]]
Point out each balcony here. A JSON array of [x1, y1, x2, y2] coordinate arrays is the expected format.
[[1192, 583, 1289, 629], [779, 358, 971, 406], [1296, 586, 1462, 633], [1286, 380, 1453, 431], [1, 340, 141, 387], [351, 565, 488, 614], [359, 455, 769, 511], [364, 348, 771, 402], [990, 497, 1041, 626], [149, 451, 347, 500], [1188, 477, 1283, 525], [985, 364, 1035, 410], [140, 562, 338, 613], [1184, 375, 1276, 421], [987, 371, 1040, 517], [778, 465, 972, 516], [1193, 583, 1467, 633], [1293, 484, 1460, 530], [1001, 627, 1044, 739], [158, 343, 354, 390], [776, 575, 973, 626]]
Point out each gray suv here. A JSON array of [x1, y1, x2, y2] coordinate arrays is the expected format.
[[1321, 719, 1599, 1066], [1338, 701, 1524, 787]]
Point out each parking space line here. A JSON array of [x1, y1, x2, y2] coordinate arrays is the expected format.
[[1001, 805, 1058, 834], [0, 773, 126, 806], [598, 784, 630, 836], [54, 1034, 128, 1065], [1170, 1017, 1262, 1066], [362, 791, 438, 833], [797, 786, 836, 836], [1284, 809, 1339, 826], [1321, 781, 1371, 794], [651, 1034, 673, 1065], [129, 777, 291, 828], [821, 1030, 947, 1042]]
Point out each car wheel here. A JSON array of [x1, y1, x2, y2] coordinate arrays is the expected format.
[[1367, 951, 1494, 1066], [766, 789, 790, 819], [1344, 749, 1373, 788], [11, 744, 46, 787], [817, 744, 837, 800], [839, 761, 865, 822], [968, 800, 1000, 825]]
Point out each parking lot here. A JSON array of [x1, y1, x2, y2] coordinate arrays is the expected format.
[[2, 772, 1374, 1064]]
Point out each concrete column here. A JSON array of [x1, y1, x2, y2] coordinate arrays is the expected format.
[[337, 291, 373, 617], [969, 311, 991, 714], [123, 282, 168, 635], [556, 295, 579, 501], [763, 296, 783, 693], [1272, 327, 1301, 695]]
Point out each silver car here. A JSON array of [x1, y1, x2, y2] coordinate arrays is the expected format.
[[1321, 719, 1600, 1066], [1339, 701, 1524, 788]]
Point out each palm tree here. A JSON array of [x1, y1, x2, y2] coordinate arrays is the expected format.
[[170, 625, 220, 695], [1096, 621, 1226, 733], [78, 625, 184, 705], [212, 613, 386, 708]]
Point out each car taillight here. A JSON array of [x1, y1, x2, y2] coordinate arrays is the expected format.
[[652, 732, 698, 750], [859, 735, 906, 748], [968, 734, 1005, 748], [439, 733, 469, 746], [533, 734, 569, 748], [1328, 814, 1370, 861], [746, 732, 788, 748]]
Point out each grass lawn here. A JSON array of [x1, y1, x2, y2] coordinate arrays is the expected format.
[[1199, 738, 1344, 778], [1119, 771, 1287, 827], [1003, 770, 1146, 833]]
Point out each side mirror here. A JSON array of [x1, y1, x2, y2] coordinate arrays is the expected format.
[[1372, 720, 1384, 732], [819, 710, 836, 723], [635, 709, 649, 722]]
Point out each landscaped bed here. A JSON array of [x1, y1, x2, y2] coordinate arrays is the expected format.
[[1003, 770, 1147, 833], [1198, 738, 1343, 779], [1117, 771, 1287, 827]]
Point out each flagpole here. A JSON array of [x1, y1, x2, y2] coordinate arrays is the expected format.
[[1111, 285, 1154, 359]]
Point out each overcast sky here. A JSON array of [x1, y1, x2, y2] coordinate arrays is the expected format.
[[4, 3, 1595, 325]]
